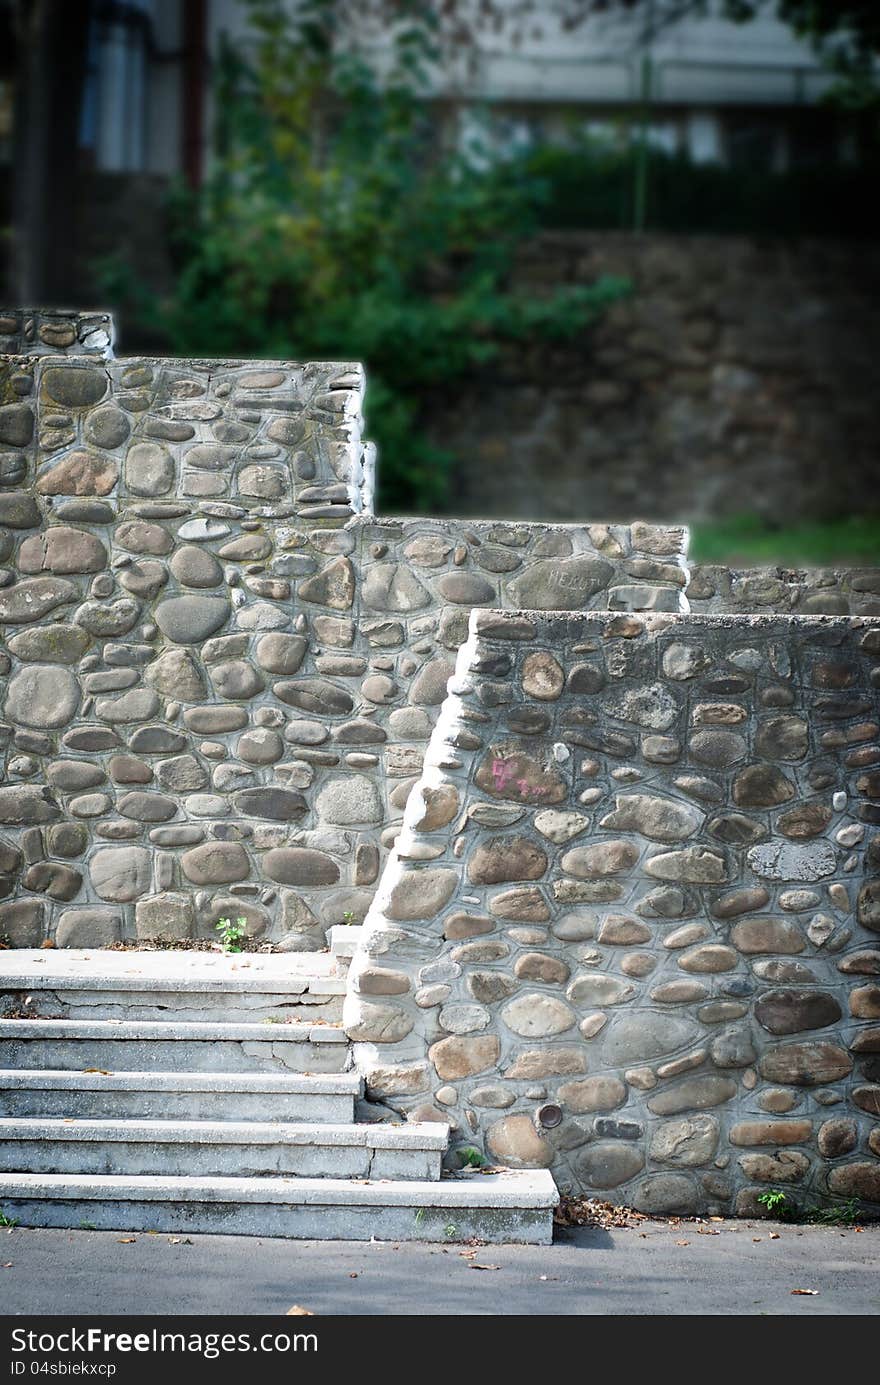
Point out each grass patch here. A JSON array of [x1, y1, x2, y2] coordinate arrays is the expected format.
[[689, 514, 880, 568]]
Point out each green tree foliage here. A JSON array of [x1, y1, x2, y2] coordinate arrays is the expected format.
[[135, 0, 627, 513]]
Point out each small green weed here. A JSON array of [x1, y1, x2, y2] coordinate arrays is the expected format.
[[443, 1223, 458, 1239], [340, 911, 357, 926], [215, 916, 247, 953], [758, 1187, 862, 1226], [0, 1210, 17, 1228], [457, 1146, 487, 1169]]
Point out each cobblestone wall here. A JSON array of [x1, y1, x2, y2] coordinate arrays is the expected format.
[[0, 312, 684, 950], [345, 609, 880, 1214]]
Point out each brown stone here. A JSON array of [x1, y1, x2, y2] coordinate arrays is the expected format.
[[503, 1048, 587, 1079], [647, 1076, 737, 1115], [444, 913, 495, 941], [410, 784, 460, 833], [777, 803, 833, 839], [731, 917, 805, 954], [356, 967, 412, 996], [678, 944, 738, 973], [754, 989, 842, 1035], [850, 985, 880, 1018], [489, 887, 549, 921], [521, 650, 565, 700], [486, 1115, 554, 1169], [429, 1034, 500, 1080], [514, 952, 570, 984], [738, 1151, 810, 1182], [758, 1042, 853, 1086], [817, 1118, 858, 1158], [468, 836, 548, 885], [852, 1086, 880, 1116], [597, 915, 652, 946], [474, 748, 565, 805], [562, 839, 641, 879], [558, 1076, 626, 1113], [733, 765, 796, 808], [827, 1163, 880, 1202], [730, 1120, 813, 1146], [385, 868, 457, 921]]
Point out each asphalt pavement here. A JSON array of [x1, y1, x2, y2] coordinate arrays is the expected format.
[[0, 1219, 877, 1316]]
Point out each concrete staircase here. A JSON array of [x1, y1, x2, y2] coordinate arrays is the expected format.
[[0, 946, 556, 1243]]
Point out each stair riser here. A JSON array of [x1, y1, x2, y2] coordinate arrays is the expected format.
[[1, 991, 343, 1024], [0, 1143, 441, 1181], [0, 1038, 349, 1074], [0, 1090, 356, 1123], [0, 1197, 551, 1244]]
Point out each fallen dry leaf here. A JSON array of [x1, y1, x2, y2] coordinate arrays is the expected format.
[[82, 1068, 112, 1075], [286, 1306, 315, 1316], [554, 1195, 648, 1230], [2, 1262, 12, 1268], [470, 1263, 501, 1271], [348, 1272, 358, 1278], [791, 1288, 818, 1296], [117, 1237, 137, 1244], [769, 1232, 780, 1240], [674, 1239, 690, 1246]]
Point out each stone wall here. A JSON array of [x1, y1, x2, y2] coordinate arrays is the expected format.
[[436, 232, 880, 525], [345, 609, 880, 1215], [0, 312, 685, 950]]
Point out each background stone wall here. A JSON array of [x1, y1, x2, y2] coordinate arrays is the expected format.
[[345, 609, 880, 1215], [0, 316, 685, 950], [434, 233, 880, 525]]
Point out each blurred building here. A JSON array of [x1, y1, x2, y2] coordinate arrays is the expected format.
[[0, 0, 856, 307]]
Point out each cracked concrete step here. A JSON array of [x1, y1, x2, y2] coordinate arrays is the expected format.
[[329, 925, 363, 978], [0, 1170, 557, 1243], [0, 1020, 349, 1074], [0, 1117, 448, 1180], [0, 1069, 361, 1123], [0, 952, 344, 1023]]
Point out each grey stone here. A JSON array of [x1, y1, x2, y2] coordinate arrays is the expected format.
[[572, 1142, 644, 1189], [602, 1012, 700, 1064], [124, 442, 175, 497], [0, 577, 77, 623], [135, 893, 196, 941], [644, 847, 727, 883], [55, 907, 122, 948], [507, 557, 612, 610], [42, 365, 107, 408], [170, 545, 223, 588], [6, 624, 90, 663], [180, 842, 250, 885], [0, 899, 45, 946], [144, 649, 206, 702], [90, 847, 152, 902], [154, 596, 230, 644], [501, 992, 576, 1037], [746, 839, 837, 882], [232, 788, 308, 821], [0, 493, 41, 528], [75, 598, 140, 637], [363, 563, 430, 612], [4, 665, 79, 729], [262, 847, 339, 886], [600, 793, 703, 842], [117, 559, 169, 599], [316, 776, 383, 825], [255, 634, 308, 675], [209, 660, 265, 700], [650, 1116, 719, 1167]]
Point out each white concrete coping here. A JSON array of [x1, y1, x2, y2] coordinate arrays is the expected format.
[[0, 1117, 450, 1149], [0, 1069, 361, 1094], [0, 1169, 559, 1209], [0, 950, 334, 989], [329, 926, 364, 959], [0, 1019, 347, 1042]]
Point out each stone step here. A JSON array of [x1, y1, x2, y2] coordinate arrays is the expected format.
[[329, 926, 363, 978], [0, 1019, 350, 1074], [0, 951, 344, 1023], [0, 1069, 361, 1123], [0, 1117, 448, 1181], [0, 1170, 557, 1243]]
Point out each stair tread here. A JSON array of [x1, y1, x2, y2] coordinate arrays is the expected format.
[[0, 1117, 449, 1148], [0, 1069, 361, 1094], [0, 950, 333, 985], [0, 1169, 558, 1209], [0, 1019, 346, 1041]]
